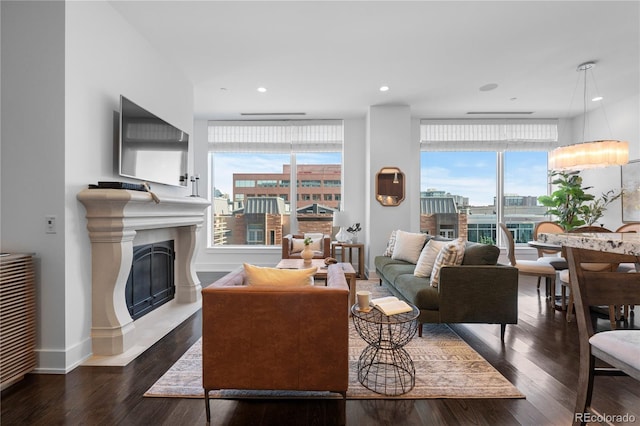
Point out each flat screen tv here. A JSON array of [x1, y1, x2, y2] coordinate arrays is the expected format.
[[119, 95, 189, 187]]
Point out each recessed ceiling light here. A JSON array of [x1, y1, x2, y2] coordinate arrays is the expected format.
[[592, 96, 603, 102], [479, 83, 498, 92], [257, 87, 267, 93], [379, 86, 390, 92]]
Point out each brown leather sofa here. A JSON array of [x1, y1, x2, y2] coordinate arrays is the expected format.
[[201, 263, 350, 422], [281, 233, 331, 259]]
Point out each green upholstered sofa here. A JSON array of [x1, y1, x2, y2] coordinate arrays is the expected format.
[[374, 240, 518, 341]]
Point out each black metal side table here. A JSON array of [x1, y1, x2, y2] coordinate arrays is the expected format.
[[351, 302, 419, 395]]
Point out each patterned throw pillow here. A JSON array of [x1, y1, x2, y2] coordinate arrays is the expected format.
[[391, 230, 428, 264], [383, 230, 398, 257], [430, 238, 466, 288], [414, 239, 448, 277]]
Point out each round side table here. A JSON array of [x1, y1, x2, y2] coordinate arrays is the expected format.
[[350, 303, 419, 395]]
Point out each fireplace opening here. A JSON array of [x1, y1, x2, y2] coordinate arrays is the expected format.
[[125, 240, 175, 320]]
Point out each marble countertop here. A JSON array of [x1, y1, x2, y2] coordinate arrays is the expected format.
[[537, 232, 640, 256]]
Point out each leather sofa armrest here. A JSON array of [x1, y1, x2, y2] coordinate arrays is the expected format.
[[437, 265, 518, 324]]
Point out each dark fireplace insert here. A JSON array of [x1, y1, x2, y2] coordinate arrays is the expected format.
[[125, 240, 175, 320]]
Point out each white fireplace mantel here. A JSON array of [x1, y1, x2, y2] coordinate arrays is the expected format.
[[77, 188, 210, 356]]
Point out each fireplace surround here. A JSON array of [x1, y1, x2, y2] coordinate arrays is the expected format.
[[77, 189, 210, 356]]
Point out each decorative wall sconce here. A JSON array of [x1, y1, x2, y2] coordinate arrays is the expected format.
[[376, 167, 405, 206]]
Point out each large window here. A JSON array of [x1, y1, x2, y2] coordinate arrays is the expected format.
[[208, 120, 343, 247], [420, 120, 558, 246]]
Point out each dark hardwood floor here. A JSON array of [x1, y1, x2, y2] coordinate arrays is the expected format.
[[2, 275, 639, 426]]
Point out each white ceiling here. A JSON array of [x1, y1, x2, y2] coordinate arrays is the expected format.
[[110, 1, 640, 120]]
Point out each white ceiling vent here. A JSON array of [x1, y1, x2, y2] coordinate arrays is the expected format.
[[466, 111, 534, 115]]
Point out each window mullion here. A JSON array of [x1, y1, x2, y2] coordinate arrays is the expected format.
[[496, 151, 505, 246], [290, 152, 297, 232]]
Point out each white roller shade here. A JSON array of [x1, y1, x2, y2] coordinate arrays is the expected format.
[[420, 119, 559, 151], [208, 120, 343, 152]]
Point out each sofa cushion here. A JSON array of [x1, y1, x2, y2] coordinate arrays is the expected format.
[[243, 263, 317, 286], [414, 239, 448, 277], [382, 263, 417, 284], [393, 274, 439, 310], [375, 255, 411, 274], [461, 242, 500, 265], [430, 238, 466, 288], [392, 230, 428, 263]]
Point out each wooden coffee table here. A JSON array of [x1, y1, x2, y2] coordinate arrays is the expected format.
[[275, 259, 358, 308]]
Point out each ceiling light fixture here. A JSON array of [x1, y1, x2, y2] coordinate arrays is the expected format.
[[257, 87, 267, 93], [548, 62, 628, 171], [379, 86, 390, 92], [591, 96, 603, 102], [479, 83, 498, 92]]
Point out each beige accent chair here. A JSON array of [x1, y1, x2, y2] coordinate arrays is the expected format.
[[500, 223, 557, 302], [201, 264, 349, 423], [566, 246, 640, 426], [281, 233, 331, 259], [532, 221, 565, 290]]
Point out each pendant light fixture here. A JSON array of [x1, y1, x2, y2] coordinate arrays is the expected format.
[[548, 62, 629, 171]]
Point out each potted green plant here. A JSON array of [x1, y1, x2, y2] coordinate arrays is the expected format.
[[580, 189, 622, 226], [537, 170, 595, 231], [347, 223, 361, 243]]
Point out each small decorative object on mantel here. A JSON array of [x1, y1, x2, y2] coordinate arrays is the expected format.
[[301, 237, 314, 264], [347, 223, 361, 243], [190, 174, 200, 197]]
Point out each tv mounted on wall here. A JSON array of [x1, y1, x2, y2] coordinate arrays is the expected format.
[[119, 95, 189, 187]]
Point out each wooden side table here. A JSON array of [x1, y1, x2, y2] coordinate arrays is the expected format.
[[331, 242, 365, 278]]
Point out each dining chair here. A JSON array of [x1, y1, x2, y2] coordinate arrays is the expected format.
[[559, 226, 615, 321], [500, 223, 557, 302], [569, 225, 612, 233], [615, 223, 640, 233], [565, 246, 640, 426], [533, 221, 565, 290], [615, 223, 640, 317]]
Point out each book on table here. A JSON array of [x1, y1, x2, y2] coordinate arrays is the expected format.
[[370, 296, 413, 316]]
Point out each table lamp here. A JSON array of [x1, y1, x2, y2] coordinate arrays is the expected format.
[[333, 211, 350, 242]]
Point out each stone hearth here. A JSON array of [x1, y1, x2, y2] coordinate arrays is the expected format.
[[77, 189, 210, 357]]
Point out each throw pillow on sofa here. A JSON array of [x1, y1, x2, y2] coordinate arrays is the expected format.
[[391, 230, 428, 264], [383, 230, 398, 257], [414, 239, 448, 277], [244, 263, 317, 286], [430, 238, 466, 287]]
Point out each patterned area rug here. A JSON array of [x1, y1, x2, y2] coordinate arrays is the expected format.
[[144, 281, 524, 400]]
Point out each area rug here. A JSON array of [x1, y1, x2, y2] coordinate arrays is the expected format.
[[144, 281, 524, 400]]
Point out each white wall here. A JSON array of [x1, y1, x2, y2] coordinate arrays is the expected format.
[[2, 0, 67, 369], [569, 93, 639, 230], [1, 0, 194, 373]]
